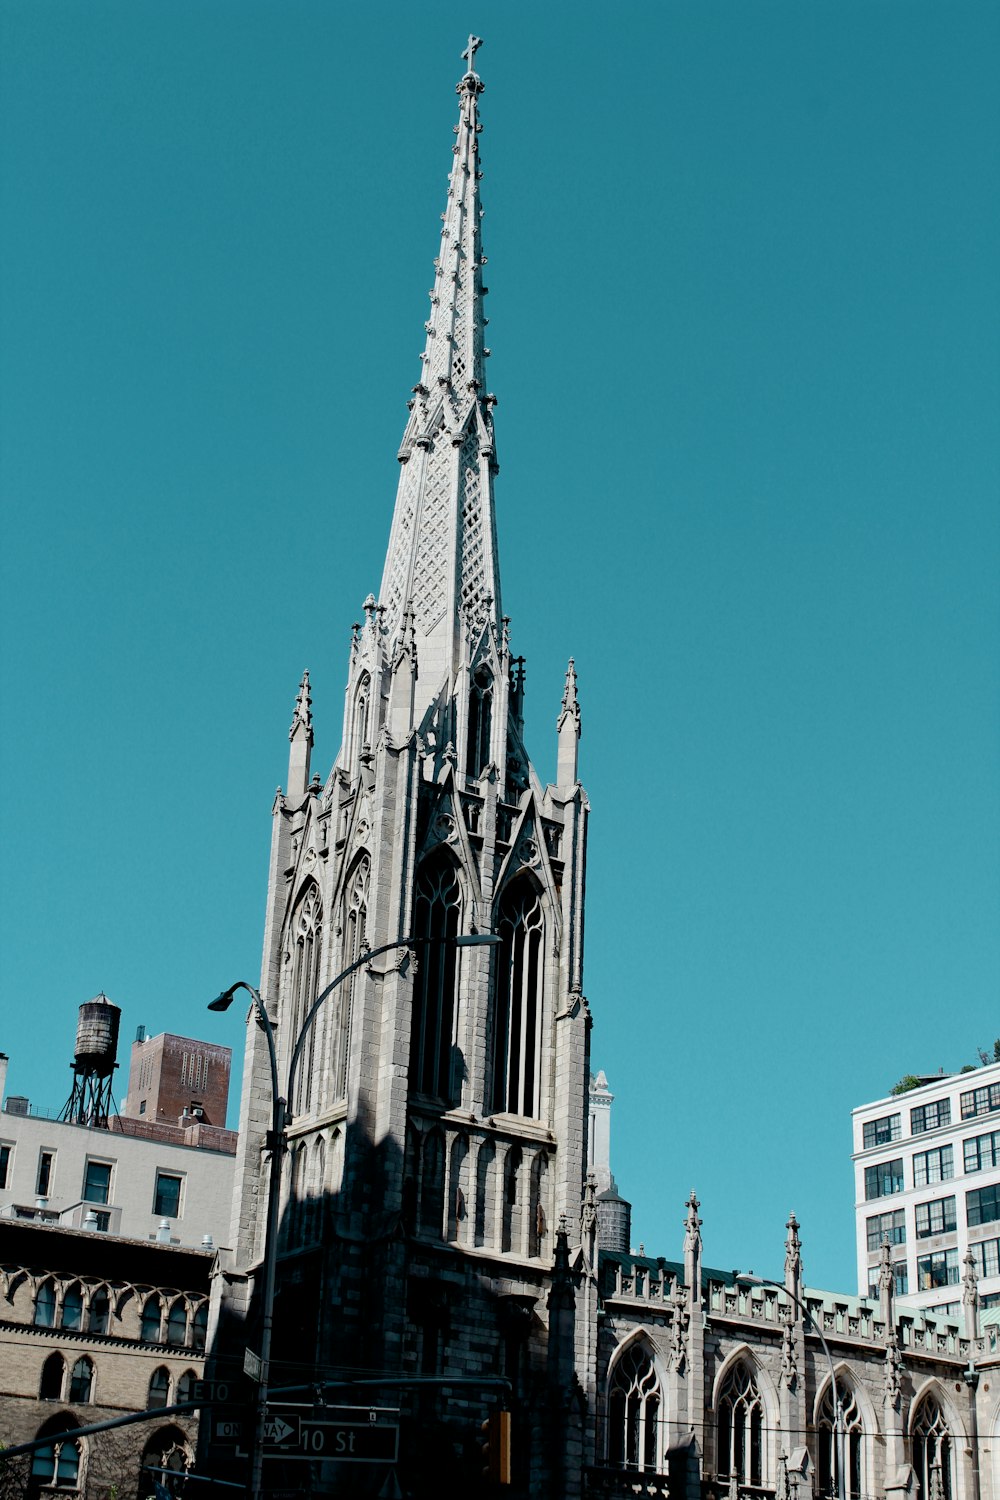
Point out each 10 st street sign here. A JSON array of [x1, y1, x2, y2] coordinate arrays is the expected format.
[[234, 1409, 400, 1464]]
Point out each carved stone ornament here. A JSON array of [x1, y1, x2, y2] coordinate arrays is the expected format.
[[884, 1333, 902, 1409], [433, 811, 458, 845], [780, 1316, 797, 1390], [516, 834, 540, 869], [355, 818, 371, 846]]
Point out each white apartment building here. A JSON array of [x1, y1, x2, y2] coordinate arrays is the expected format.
[[853, 1059, 1000, 1314], [0, 1050, 236, 1250]]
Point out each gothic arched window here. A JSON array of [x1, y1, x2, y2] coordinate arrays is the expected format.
[[148, 1366, 171, 1409], [336, 857, 369, 1101], [912, 1395, 953, 1500], [39, 1353, 64, 1401], [88, 1287, 110, 1334], [492, 878, 544, 1118], [69, 1356, 94, 1404], [288, 885, 322, 1115], [61, 1282, 83, 1331], [30, 1434, 80, 1492], [176, 1369, 197, 1405], [409, 855, 462, 1102], [467, 665, 493, 777], [191, 1302, 208, 1351], [351, 673, 371, 768], [607, 1343, 662, 1472], [139, 1426, 191, 1499], [817, 1383, 864, 1499], [140, 1295, 163, 1343], [718, 1361, 764, 1486], [34, 1279, 56, 1328], [166, 1298, 187, 1346]]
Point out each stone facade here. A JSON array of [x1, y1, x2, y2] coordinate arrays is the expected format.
[[0, 1220, 211, 1498], [210, 43, 1000, 1500]]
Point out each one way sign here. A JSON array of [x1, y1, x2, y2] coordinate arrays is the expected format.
[[262, 1414, 299, 1447]]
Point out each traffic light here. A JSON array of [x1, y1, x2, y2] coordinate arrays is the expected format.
[[480, 1409, 511, 1485]]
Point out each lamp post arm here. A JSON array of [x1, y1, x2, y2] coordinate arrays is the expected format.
[[746, 1276, 844, 1500]]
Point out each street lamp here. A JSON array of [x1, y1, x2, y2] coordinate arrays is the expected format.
[[736, 1274, 846, 1500], [209, 931, 501, 1500]]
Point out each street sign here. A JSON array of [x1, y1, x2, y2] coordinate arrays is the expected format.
[[192, 1379, 236, 1404], [214, 1417, 245, 1442], [244, 1346, 263, 1383], [271, 1421, 399, 1464], [263, 1414, 300, 1447]]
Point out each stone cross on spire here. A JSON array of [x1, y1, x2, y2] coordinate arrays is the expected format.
[[462, 34, 484, 74]]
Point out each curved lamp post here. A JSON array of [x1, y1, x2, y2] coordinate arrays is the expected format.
[[209, 931, 501, 1500], [737, 1274, 846, 1500]]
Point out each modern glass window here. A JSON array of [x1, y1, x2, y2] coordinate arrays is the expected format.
[[717, 1362, 763, 1485], [967, 1184, 1000, 1227], [866, 1209, 906, 1251], [912, 1397, 952, 1500], [36, 1149, 55, 1196], [68, 1356, 93, 1403], [0, 1142, 11, 1188], [83, 1159, 112, 1204], [871, 1262, 909, 1296], [916, 1248, 959, 1290], [911, 1100, 951, 1135], [972, 1237, 1000, 1279], [913, 1146, 953, 1187], [960, 1081, 1000, 1120], [148, 1366, 171, 1409], [964, 1130, 1000, 1174], [606, 1344, 662, 1472], [862, 1113, 901, 1149], [864, 1158, 904, 1200], [153, 1172, 182, 1218], [915, 1197, 957, 1238]]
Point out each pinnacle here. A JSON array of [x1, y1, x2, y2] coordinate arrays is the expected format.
[[289, 668, 313, 741]]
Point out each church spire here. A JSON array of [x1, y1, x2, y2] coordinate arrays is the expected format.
[[378, 39, 501, 709], [287, 668, 313, 800]]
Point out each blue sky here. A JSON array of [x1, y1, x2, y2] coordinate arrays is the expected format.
[[1, 1, 997, 1293]]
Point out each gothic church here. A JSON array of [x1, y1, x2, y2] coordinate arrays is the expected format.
[[213, 43, 1000, 1500]]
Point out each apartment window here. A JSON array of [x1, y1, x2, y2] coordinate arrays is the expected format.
[[862, 1113, 901, 1149], [866, 1209, 906, 1251], [83, 1160, 112, 1204], [911, 1100, 951, 1135], [153, 1172, 183, 1218], [864, 1158, 904, 1200], [967, 1184, 1000, 1227], [36, 1150, 55, 1196], [0, 1143, 11, 1188], [867, 1262, 908, 1297], [915, 1197, 957, 1238], [916, 1248, 959, 1290], [964, 1130, 1000, 1174], [960, 1081, 1000, 1120], [972, 1238, 1000, 1279], [139, 1099, 146, 1115], [913, 1146, 953, 1187]]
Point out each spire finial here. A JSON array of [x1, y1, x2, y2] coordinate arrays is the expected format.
[[461, 34, 484, 76], [289, 669, 313, 742]]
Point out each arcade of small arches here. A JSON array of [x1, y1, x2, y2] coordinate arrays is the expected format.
[[599, 1338, 976, 1500], [8, 1271, 209, 1350]]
